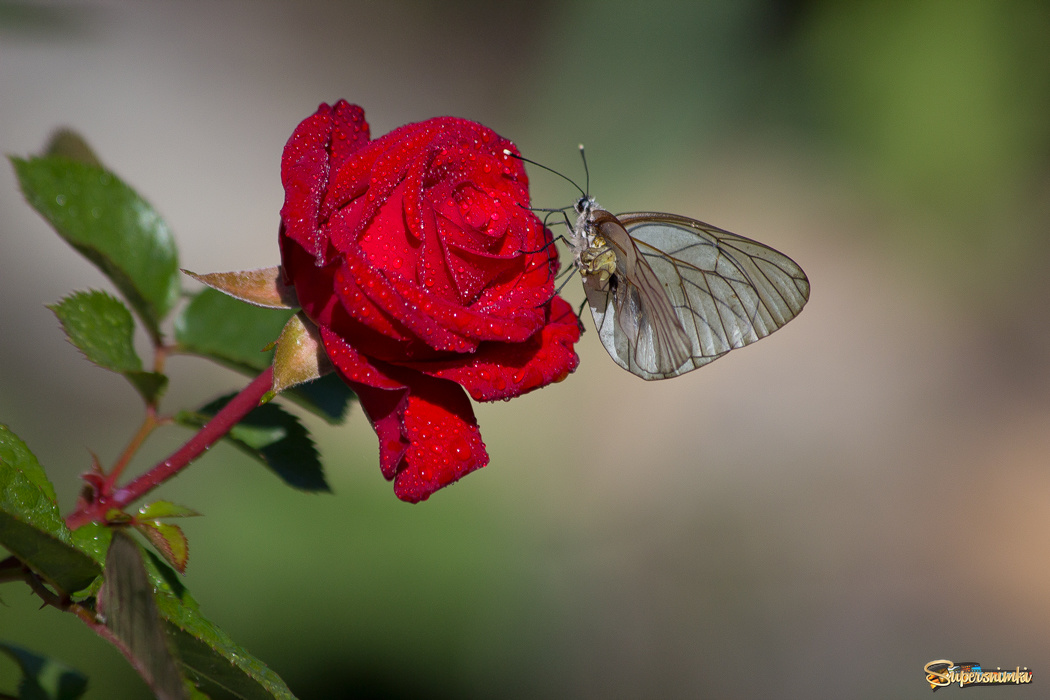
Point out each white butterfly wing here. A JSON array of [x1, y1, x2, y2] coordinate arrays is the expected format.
[[585, 212, 810, 380]]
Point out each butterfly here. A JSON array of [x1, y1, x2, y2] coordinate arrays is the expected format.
[[567, 196, 810, 380]]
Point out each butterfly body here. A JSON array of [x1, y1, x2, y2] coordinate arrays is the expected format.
[[569, 196, 810, 380]]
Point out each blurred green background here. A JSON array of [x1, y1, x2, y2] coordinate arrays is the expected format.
[[3, 1, 1050, 697]]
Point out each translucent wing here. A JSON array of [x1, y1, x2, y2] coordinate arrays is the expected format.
[[583, 211, 809, 380]]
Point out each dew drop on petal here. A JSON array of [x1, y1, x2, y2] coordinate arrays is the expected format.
[[451, 436, 472, 463]]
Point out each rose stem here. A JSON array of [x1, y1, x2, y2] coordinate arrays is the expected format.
[[65, 366, 274, 530]]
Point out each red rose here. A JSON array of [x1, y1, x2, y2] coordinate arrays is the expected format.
[[279, 101, 580, 502]]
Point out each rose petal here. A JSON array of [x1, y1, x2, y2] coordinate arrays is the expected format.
[[335, 258, 480, 353], [393, 376, 489, 502], [279, 109, 331, 263], [348, 381, 410, 481], [284, 238, 436, 361], [280, 101, 369, 265], [344, 369, 489, 503], [319, 326, 405, 390], [402, 296, 581, 401], [328, 100, 370, 167]]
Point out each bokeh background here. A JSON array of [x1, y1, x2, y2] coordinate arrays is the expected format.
[[3, 1, 1050, 698]]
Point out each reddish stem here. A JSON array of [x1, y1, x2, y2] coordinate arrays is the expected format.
[[65, 367, 274, 530]]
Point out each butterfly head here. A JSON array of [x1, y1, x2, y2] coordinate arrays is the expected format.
[[574, 195, 600, 219]]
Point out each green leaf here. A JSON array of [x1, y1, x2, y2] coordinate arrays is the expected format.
[[70, 530, 296, 698], [11, 155, 180, 340], [175, 288, 293, 372], [174, 288, 355, 423], [103, 531, 188, 700], [141, 550, 297, 700], [69, 521, 112, 566], [0, 641, 88, 700], [0, 425, 55, 502], [50, 290, 142, 372], [175, 397, 328, 492], [48, 291, 168, 404], [0, 426, 100, 595]]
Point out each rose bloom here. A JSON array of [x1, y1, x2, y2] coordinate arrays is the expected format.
[[279, 100, 580, 502]]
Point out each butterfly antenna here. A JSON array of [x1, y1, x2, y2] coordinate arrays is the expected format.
[[578, 144, 590, 197], [504, 149, 586, 199]]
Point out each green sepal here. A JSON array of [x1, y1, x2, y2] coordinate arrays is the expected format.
[[268, 313, 332, 398], [11, 154, 180, 341], [183, 267, 298, 309], [175, 396, 329, 492]]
